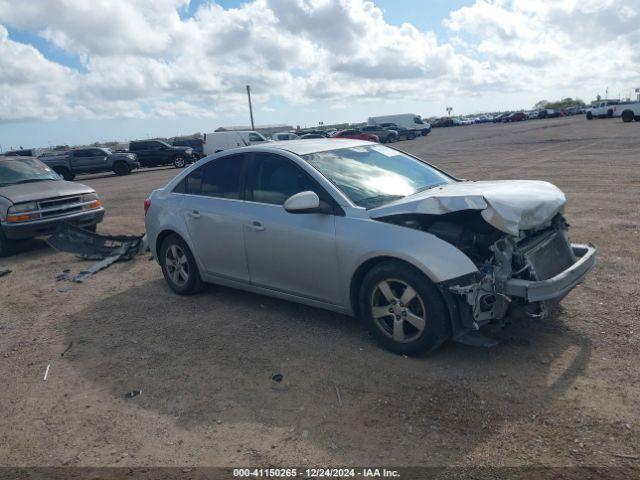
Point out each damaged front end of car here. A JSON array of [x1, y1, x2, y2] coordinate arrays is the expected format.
[[371, 181, 596, 343]]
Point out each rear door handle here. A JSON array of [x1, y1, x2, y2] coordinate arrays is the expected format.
[[251, 221, 265, 232], [188, 210, 201, 219]]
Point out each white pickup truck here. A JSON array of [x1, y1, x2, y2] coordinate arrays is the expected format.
[[613, 102, 640, 123], [586, 101, 619, 119]]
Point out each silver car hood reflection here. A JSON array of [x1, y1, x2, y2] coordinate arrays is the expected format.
[[368, 180, 566, 236]]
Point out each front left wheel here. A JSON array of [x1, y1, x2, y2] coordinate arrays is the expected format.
[[359, 261, 450, 355], [173, 156, 186, 168], [159, 234, 205, 295]]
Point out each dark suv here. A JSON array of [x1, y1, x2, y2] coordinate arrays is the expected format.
[[129, 140, 195, 168], [172, 138, 204, 159]]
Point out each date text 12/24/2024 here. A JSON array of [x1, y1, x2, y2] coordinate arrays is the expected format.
[[233, 468, 400, 478]]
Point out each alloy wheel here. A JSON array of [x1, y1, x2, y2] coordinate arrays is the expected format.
[[165, 244, 189, 286], [370, 278, 426, 343]]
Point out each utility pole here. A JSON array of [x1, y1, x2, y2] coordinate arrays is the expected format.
[[246, 85, 255, 130]]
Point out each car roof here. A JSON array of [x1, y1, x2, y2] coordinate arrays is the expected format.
[[259, 138, 373, 156]]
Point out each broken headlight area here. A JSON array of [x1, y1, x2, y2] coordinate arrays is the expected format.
[[382, 211, 579, 329], [447, 214, 576, 326]]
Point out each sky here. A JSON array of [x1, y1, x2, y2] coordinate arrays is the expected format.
[[1, 0, 639, 149]]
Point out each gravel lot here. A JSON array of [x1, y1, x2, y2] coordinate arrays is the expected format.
[[1, 116, 638, 471]]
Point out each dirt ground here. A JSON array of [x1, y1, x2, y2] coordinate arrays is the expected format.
[[1, 116, 639, 471]]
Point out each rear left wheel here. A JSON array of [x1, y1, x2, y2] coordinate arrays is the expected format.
[[113, 161, 131, 176], [0, 228, 14, 257], [159, 234, 205, 295], [622, 111, 634, 123], [359, 261, 450, 355]]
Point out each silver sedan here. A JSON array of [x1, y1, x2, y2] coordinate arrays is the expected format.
[[144, 139, 595, 354]]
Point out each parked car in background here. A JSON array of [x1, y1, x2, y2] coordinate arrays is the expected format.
[[378, 123, 417, 140], [368, 114, 431, 136], [299, 130, 329, 138], [493, 113, 511, 123], [504, 112, 527, 122], [202, 131, 268, 156], [360, 125, 398, 143], [145, 139, 596, 355], [39, 147, 139, 180], [129, 140, 195, 168], [526, 110, 540, 120], [613, 102, 640, 123], [586, 101, 619, 120], [272, 132, 299, 141], [4, 148, 42, 157], [332, 130, 379, 142], [0, 156, 104, 256], [300, 134, 325, 139], [432, 118, 456, 128], [173, 138, 204, 159]]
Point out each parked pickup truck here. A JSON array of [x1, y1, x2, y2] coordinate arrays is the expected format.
[[40, 147, 139, 181], [0, 156, 105, 256], [613, 102, 640, 123], [129, 140, 195, 168], [586, 101, 619, 120]]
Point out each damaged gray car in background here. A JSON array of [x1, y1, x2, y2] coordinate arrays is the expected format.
[[145, 139, 596, 355]]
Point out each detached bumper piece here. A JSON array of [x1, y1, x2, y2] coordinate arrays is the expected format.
[[47, 223, 144, 282], [505, 243, 597, 302]]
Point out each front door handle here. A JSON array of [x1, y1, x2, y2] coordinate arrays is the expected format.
[[251, 221, 265, 232], [188, 210, 201, 219]]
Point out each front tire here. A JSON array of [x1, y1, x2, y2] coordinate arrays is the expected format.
[[359, 261, 450, 355], [173, 156, 186, 168], [113, 161, 131, 176], [53, 167, 75, 181], [159, 234, 205, 295]]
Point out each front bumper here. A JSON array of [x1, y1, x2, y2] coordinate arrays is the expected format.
[[504, 243, 597, 302], [1, 208, 105, 240]]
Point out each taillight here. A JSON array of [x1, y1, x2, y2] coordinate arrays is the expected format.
[[144, 198, 151, 216]]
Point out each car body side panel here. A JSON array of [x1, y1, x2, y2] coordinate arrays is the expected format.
[[333, 215, 479, 310]]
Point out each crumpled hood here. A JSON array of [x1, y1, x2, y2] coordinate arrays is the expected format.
[[0, 180, 94, 205], [369, 180, 566, 236]]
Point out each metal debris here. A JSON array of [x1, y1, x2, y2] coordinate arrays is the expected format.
[[43, 364, 50, 381], [0, 269, 11, 277], [47, 223, 144, 282], [272, 373, 283, 383], [61, 341, 73, 357], [124, 389, 141, 399]]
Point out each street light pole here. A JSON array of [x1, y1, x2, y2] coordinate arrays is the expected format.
[[246, 85, 255, 131]]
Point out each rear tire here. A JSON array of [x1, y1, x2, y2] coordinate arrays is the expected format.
[[159, 234, 205, 295], [621, 111, 634, 123], [0, 228, 14, 257], [586, 112, 593, 120], [173, 156, 186, 168], [113, 161, 131, 176], [358, 261, 450, 355], [53, 167, 75, 181]]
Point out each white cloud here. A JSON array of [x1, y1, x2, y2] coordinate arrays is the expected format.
[[0, 0, 639, 124]]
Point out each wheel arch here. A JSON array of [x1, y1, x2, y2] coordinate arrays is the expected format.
[[155, 229, 182, 261], [349, 255, 442, 318]]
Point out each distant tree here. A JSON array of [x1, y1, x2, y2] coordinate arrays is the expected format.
[[53, 145, 69, 151], [534, 97, 586, 110]]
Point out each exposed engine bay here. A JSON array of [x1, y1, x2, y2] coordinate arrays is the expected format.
[[379, 210, 579, 330]]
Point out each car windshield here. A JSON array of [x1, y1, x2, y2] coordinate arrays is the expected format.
[[0, 158, 60, 187], [303, 145, 452, 209]]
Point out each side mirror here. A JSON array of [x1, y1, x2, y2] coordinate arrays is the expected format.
[[283, 191, 330, 214]]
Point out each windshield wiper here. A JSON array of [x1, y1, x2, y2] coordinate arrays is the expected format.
[[361, 194, 405, 209], [414, 182, 446, 193]]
